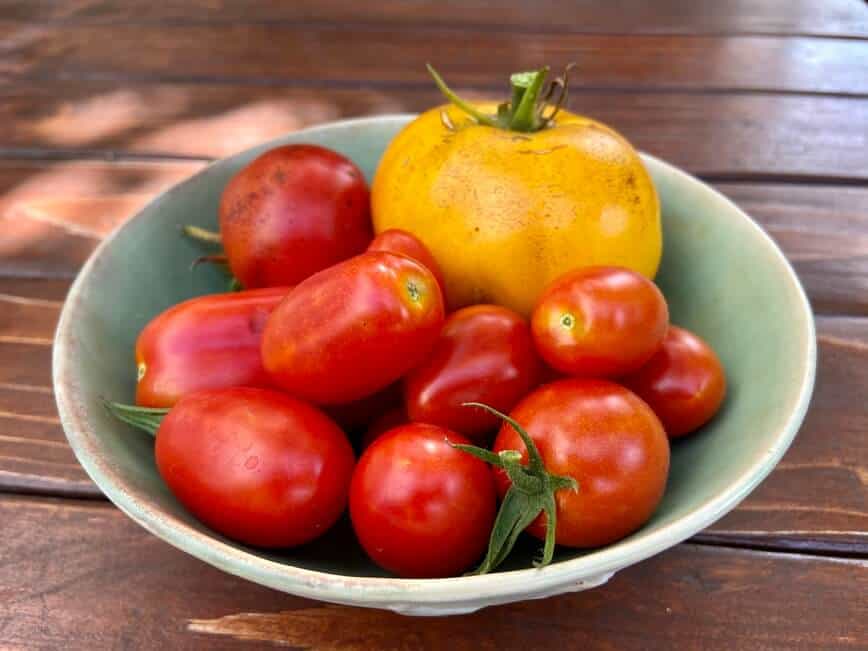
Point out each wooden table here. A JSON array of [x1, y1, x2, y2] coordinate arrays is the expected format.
[[1, 2, 867, 648]]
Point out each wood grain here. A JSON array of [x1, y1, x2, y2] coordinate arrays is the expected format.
[[1, 494, 866, 651], [2, 0, 866, 38], [2, 21, 866, 95], [2, 82, 866, 181]]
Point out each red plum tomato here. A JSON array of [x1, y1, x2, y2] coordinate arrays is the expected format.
[[261, 251, 445, 405], [135, 287, 289, 407], [404, 305, 541, 442], [155, 387, 355, 548]]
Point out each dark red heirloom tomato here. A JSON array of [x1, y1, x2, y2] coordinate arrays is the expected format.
[[135, 287, 289, 407], [404, 305, 541, 441], [492, 379, 669, 548], [155, 387, 355, 548], [350, 423, 496, 577], [261, 251, 444, 405], [622, 326, 726, 438], [531, 266, 668, 378], [220, 144, 372, 288], [368, 228, 446, 303]]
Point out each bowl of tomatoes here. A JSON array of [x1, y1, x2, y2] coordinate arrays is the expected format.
[[54, 67, 815, 615]]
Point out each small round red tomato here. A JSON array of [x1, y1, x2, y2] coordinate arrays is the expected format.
[[492, 378, 669, 548], [220, 144, 372, 288], [261, 251, 445, 405], [531, 266, 668, 377], [360, 407, 407, 449], [368, 228, 447, 303], [622, 326, 726, 438], [155, 387, 355, 548], [404, 305, 541, 441], [350, 423, 496, 577], [135, 287, 289, 407]]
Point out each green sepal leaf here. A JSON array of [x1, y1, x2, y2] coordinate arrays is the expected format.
[[103, 400, 168, 437]]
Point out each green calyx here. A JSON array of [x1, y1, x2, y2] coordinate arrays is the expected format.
[[427, 63, 574, 133], [451, 402, 578, 575], [103, 400, 168, 437]]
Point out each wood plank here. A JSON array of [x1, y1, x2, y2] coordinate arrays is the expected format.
[[2, 0, 866, 38], [1, 494, 865, 650], [2, 82, 866, 181], [1, 22, 866, 95]]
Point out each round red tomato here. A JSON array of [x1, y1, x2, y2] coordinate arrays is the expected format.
[[135, 287, 289, 407], [622, 326, 726, 438], [261, 251, 445, 405], [404, 305, 541, 441], [220, 144, 372, 288], [531, 266, 668, 377], [367, 228, 447, 303], [492, 378, 669, 548], [349, 423, 496, 577], [155, 387, 355, 548]]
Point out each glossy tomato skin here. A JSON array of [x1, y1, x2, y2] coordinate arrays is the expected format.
[[368, 228, 447, 304], [155, 387, 355, 548], [135, 287, 289, 407], [493, 378, 669, 548], [531, 266, 668, 377], [622, 326, 726, 438], [349, 423, 496, 577], [404, 305, 541, 441], [220, 145, 372, 288], [261, 251, 445, 405]]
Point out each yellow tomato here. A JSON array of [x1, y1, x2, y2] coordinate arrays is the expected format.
[[372, 79, 661, 317]]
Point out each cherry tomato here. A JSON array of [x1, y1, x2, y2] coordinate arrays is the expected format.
[[622, 326, 726, 438], [531, 266, 668, 377], [360, 407, 407, 449], [368, 228, 447, 303], [326, 382, 402, 433], [261, 251, 445, 405], [404, 305, 541, 441], [135, 287, 289, 407], [220, 145, 372, 288], [492, 378, 669, 548], [155, 387, 355, 548], [350, 423, 496, 577]]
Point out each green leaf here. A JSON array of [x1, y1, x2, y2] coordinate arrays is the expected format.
[[461, 402, 546, 473], [474, 487, 544, 575], [449, 442, 505, 468], [103, 400, 167, 436]]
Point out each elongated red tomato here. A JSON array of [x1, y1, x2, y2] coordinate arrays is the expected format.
[[531, 266, 668, 377], [350, 423, 496, 577], [367, 228, 447, 303], [155, 387, 355, 548], [135, 287, 289, 407], [623, 326, 726, 438], [404, 305, 541, 441], [492, 379, 669, 548], [220, 144, 372, 288], [261, 251, 445, 405]]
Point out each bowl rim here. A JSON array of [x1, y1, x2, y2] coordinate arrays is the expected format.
[[53, 114, 817, 607]]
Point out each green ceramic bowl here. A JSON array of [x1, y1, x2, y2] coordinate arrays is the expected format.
[[54, 116, 815, 615]]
